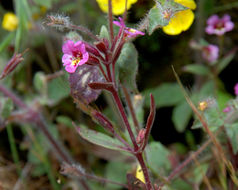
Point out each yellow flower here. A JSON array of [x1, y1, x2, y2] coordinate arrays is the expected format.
[[162, 0, 196, 35], [2, 12, 19, 31], [135, 164, 145, 183], [96, 0, 137, 15]]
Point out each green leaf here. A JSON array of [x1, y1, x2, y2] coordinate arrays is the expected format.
[[105, 161, 131, 189], [143, 83, 184, 108], [117, 43, 138, 92], [33, 0, 52, 8], [33, 72, 46, 93], [15, 0, 31, 51], [147, 0, 187, 35], [0, 32, 15, 53], [47, 74, 70, 105], [56, 116, 73, 128], [99, 25, 110, 40], [183, 64, 210, 76], [172, 101, 192, 132], [193, 164, 209, 184], [169, 179, 193, 190], [226, 123, 238, 154], [76, 125, 128, 152], [146, 142, 170, 175], [1, 98, 14, 119], [217, 90, 233, 111], [217, 51, 236, 74], [192, 106, 224, 131]]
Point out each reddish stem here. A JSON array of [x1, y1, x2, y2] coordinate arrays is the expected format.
[[111, 88, 138, 148], [108, 0, 114, 44], [136, 153, 154, 190], [121, 85, 140, 133]]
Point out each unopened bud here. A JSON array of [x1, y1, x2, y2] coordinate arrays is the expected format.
[[136, 129, 146, 144], [0, 49, 28, 80]]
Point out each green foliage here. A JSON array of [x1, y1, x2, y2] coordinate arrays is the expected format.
[[47, 74, 70, 105], [226, 123, 238, 154], [217, 51, 236, 74], [0, 32, 15, 53], [56, 115, 74, 128], [33, 72, 46, 93], [77, 125, 128, 152], [144, 83, 184, 108], [192, 106, 224, 131], [99, 25, 110, 40], [105, 161, 131, 189], [117, 43, 138, 92], [183, 64, 210, 76], [172, 101, 192, 132], [1, 98, 14, 119], [168, 179, 193, 190], [146, 142, 170, 175], [147, 0, 187, 34], [217, 90, 233, 110]]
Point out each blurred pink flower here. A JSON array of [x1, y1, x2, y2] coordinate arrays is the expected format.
[[202, 44, 219, 63], [234, 83, 238, 96], [223, 106, 232, 113], [205, 14, 234, 36], [62, 40, 89, 73], [113, 17, 145, 38]]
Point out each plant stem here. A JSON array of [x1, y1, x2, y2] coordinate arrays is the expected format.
[[110, 87, 154, 190], [6, 124, 21, 175], [121, 85, 140, 133], [136, 152, 154, 190], [108, 0, 114, 44], [111, 88, 138, 148]]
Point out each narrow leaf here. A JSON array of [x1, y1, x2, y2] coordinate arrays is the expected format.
[[183, 64, 210, 76], [75, 124, 130, 152]]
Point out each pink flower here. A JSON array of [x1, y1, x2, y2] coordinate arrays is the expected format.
[[113, 17, 145, 38], [234, 83, 238, 96], [223, 106, 232, 113], [202, 44, 219, 63], [205, 14, 234, 36], [62, 40, 89, 73]]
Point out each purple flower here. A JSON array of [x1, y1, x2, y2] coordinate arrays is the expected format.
[[62, 40, 89, 73], [205, 14, 234, 36], [202, 44, 219, 63], [113, 17, 145, 38], [223, 106, 232, 113], [234, 83, 238, 96]]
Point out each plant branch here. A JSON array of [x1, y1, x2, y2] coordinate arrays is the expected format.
[[108, 0, 114, 44], [121, 85, 140, 133], [111, 88, 138, 149]]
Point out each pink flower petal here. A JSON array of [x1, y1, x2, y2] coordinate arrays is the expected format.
[[62, 54, 72, 66], [62, 40, 75, 54], [65, 64, 77, 73]]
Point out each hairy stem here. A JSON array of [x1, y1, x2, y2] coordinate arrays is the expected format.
[[111, 88, 138, 148], [108, 0, 114, 44], [121, 85, 140, 133], [136, 153, 154, 190]]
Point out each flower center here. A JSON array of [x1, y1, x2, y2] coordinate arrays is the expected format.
[[215, 21, 225, 30], [72, 57, 81, 66], [128, 28, 136, 33]]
